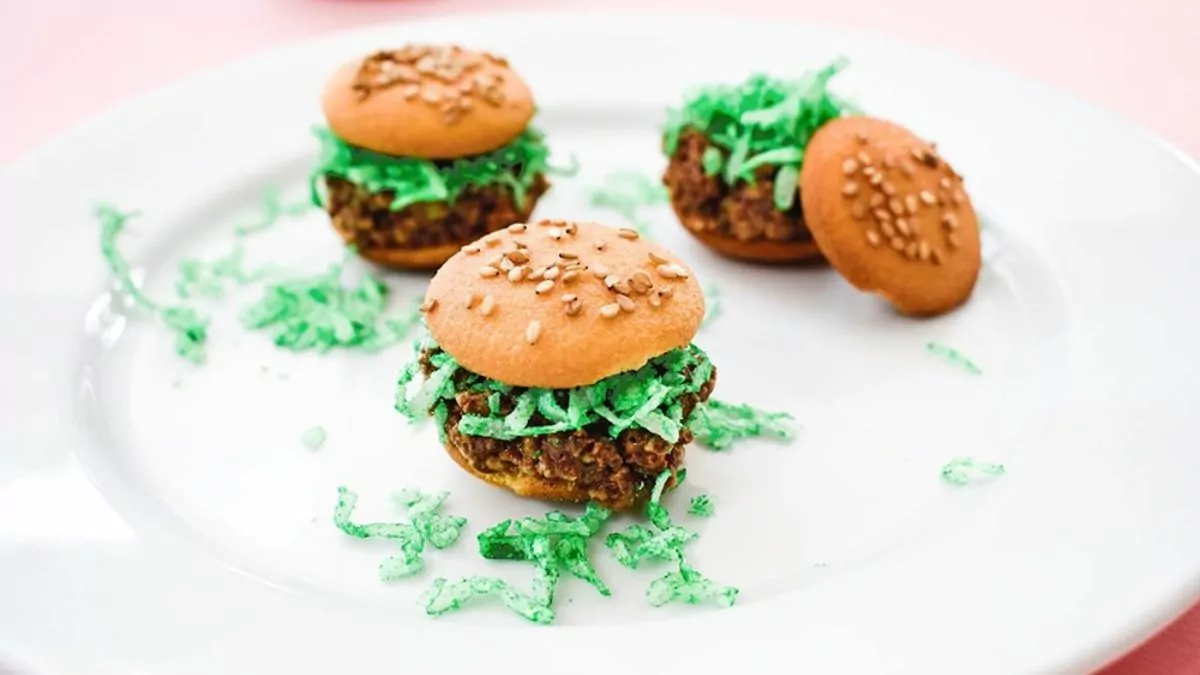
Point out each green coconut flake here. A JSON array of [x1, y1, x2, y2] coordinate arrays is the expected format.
[[688, 398, 796, 450], [310, 126, 554, 212], [333, 486, 465, 581], [940, 457, 1006, 486], [397, 335, 714, 444], [606, 469, 738, 609], [587, 170, 668, 234], [688, 494, 715, 517], [926, 342, 983, 375], [97, 204, 211, 363], [301, 426, 327, 451], [236, 185, 313, 236], [241, 249, 421, 353], [424, 503, 611, 624], [662, 58, 852, 209], [174, 241, 269, 301]]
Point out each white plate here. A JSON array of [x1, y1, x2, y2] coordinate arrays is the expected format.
[[3, 10, 1200, 675]]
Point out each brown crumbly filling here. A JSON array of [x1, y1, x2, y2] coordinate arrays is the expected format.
[[421, 348, 716, 511], [323, 174, 548, 251], [663, 130, 813, 244]]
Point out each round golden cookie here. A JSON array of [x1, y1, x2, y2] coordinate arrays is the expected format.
[[422, 220, 705, 389], [799, 117, 981, 316], [321, 44, 535, 159]]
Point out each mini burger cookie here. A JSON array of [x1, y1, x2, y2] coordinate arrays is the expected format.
[[799, 116, 981, 316], [661, 59, 852, 263], [396, 220, 714, 511], [312, 45, 553, 269]]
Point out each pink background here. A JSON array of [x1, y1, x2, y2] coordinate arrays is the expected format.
[[3, 1, 1198, 672]]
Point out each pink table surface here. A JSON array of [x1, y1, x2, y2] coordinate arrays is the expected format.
[[4, 1, 1199, 672]]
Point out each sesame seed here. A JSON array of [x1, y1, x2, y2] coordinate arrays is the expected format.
[[466, 292, 481, 309], [857, 151, 871, 165], [905, 195, 919, 214], [870, 194, 885, 208], [868, 172, 883, 187], [564, 223, 577, 236], [547, 227, 563, 240], [479, 294, 496, 316], [616, 295, 636, 312], [905, 242, 918, 259], [613, 280, 632, 295], [561, 270, 579, 283], [462, 244, 481, 255], [896, 218, 910, 236], [940, 177, 953, 190], [842, 181, 860, 197], [599, 303, 620, 318], [525, 320, 542, 344], [866, 230, 881, 247], [648, 251, 669, 265], [629, 275, 652, 295], [891, 236, 905, 250], [561, 293, 577, 303], [920, 190, 936, 206], [948, 232, 961, 249], [658, 285, 674, 298], [931, 249, 943, 265], [656, 264, 679, 279], [881, 221, 897, 238], [542, 266, 561, 280], [889, 198, 904, 215], [499, 257, 515, 272], [855, 131, 869, 144], [882, 182, 897, 196], [900, 162, 915, 178], [953, 191, 966, 205], [842, 158, 859, 175], [527, 267, 544, 281], [591, 263, 609, 278], [595, 240, 607, 251], [478, 266, 499, 278], [942, 213, 959, 229], [873, 208, 892, 222], [535, 279, 555, 294], [506, 250, 529, 264], [564, 298, 582, 317], [485, 253, 504, 267], [863, 166, 877, 177], [604, 274, 620, 288], [558, 251, 578, 260], [507, 223, 527, 233], [668, 264, 690, 279], [419, 298, 438, 313], [918, 240, 931, 261], [618, 228, 639, 240], [486, 237, 501, 248], [851, 202, 867, 220], [507, 266, 528, 282]]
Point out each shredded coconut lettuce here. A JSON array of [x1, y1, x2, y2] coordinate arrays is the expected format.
[[309, 126, 558, 212], [662, 58, 853, 210], [395, 335, 714, 444]]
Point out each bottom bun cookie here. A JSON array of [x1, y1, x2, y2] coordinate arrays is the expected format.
[[681, 219, 825, 263], [357, 242, 463, 270]]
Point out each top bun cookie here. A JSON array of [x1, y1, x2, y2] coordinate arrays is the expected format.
[[799, 117, 981, 316], [422, 220, 705, 389], [321, 45, 535, 159]]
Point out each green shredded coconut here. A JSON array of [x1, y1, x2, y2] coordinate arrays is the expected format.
[[606, 470, 738, 608], [396, 335, 714, 444], [97, 204, 210, 363], [587, 170, 668, 234], [422, 502, 611, 624], [940, 457, 1006, 486], [688, 398, 796, 450], [301, 426, 326, 451], [236, 185, 313, 236], [175, 242, 267, 300], [333, 486, 466, 581], [662, 58, 853, 211], [310, 126, 558, 212], [701, 283, 722, 329], [926, 342, 983, 375], [688, 494, 715, 517], [241, 249, 421, 353]]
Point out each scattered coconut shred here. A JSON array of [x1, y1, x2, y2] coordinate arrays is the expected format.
[[940, 457, 1005, 486], [587, 170, 668, 235], [926, 341, 983, 375], [333, 486, 467, 580]]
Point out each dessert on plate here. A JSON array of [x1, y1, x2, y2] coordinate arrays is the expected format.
[[396, 219, 713, 511], [312, 44, 552, 269], [799, 116, 981, 316], [661, 59, 851, 263]]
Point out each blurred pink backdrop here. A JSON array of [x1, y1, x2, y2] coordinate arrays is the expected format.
[[3, 1, 1198, 673]]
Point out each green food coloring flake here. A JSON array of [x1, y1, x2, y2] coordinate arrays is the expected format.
[[940, 457, 1006, 486], [606, 469, 737, 609], [587, 170, 668, 234], [926, 342, 983, 375], [97, 204, 210, 363], [333, 486, 466, 581], [301, 426, 326, 451], [688, 494, 715, 517], [688, 398, 796, 450], [662, 59, 853, 211], [236, 185, 313, 236], [310, 126, 558, 212]]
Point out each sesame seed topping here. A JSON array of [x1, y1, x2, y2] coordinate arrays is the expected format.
[[478, 266, 499, 278], [896, 218, 910, 236], [851, 202, 867, 220], [466, 292, 481, 309], [616, 295, 636, 312], [604, 274, 620, 288], [542, 266, 561, 280], [857, 151, 871, 165], [920, 190, 937, 206], [591, 263, 609, 279], [631, 272, 653, 294], [889, 198, 904, 215], [648, 292, 662, 308], [506, 250, 529, 264], [881, 221, 897, 238], [866, 230, 881, 246], [648, 251, 669, 265], [874, 208, 892, 222], [942, 213, 959, 229], [618, 228, 640, 240], [900, 162, 915, 178], [564, 223, 577, 236], [547, 227, 563, 240], [558, 251, 578, 260], [842, 158, 859, 174], [564, 298, 582, 317], [882, 182, 897, 196], [419, 298, 438, 313], [561, 293, 577, 303], [855, 131, 869, 144], [599, 303, 620, 318], [842, 181, 860, 197], [479, 294, 496, 316], [507, 266, 528, 282], [869, 193, 885, 208], [940, 177, 953, 190], [525, 320, 542, 344], [507, 223, 527, 233], [891, 236, 905, 250], [905, 195, 919, 214], [947, 232, 961, 249], [561, 270, 579, 283], [868, 172, 884, 187], [905, 242, 918, 259], [656, 264, 679, 279], [535, 279, 555, 294], [659, 285, 674, 298], [485, 253, 503, 267], [918, 240, 931, 261], [595, 240, 607, 251], [953, 191, 966, 205], [613, 280, 632, 295], [499, 257, 515, 272], [931, 249, 943, 265], [863, 166, 877, 177], [462, 244, 481, 255], [486, 237, 501, 248]]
